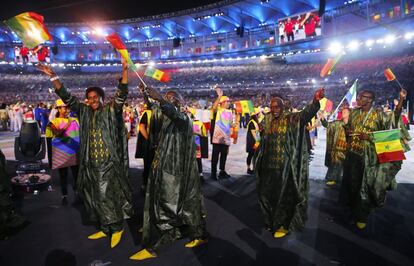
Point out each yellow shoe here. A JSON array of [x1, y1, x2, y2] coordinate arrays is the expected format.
[[184, 238, 208, 248], [129, 249, 157, 261], [273, 227, 289, 238], [88, 231, 107, 240], [326, 181, 336, 186], [110, 230, 123, 248], [356, 222, 366, 229]]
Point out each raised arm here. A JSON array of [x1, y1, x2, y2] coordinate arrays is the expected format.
[[37, 63, 81, 114], [394, 88, 407, 119], [113, 59, 129, 111], [146, 87, 187, 128], [212, 86, 223, 112], [299, 88, 324, 124]]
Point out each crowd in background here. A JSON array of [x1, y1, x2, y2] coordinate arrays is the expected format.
[[1, 53, 413, 133]]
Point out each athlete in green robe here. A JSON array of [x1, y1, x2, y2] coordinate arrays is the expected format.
[[342, 89, 408, 229], [37, 61, 133, 248], [320, 107, 349, 186], [254, 88, 324, 238], [130, 86, 208, 261]]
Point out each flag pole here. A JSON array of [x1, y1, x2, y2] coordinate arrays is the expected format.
[[394, 78, 404, 91], [329, 95, 346, 121], [131, 68, 147, 88]]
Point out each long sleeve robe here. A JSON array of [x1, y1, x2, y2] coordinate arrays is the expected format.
[[55, 83, 133, 227], [142, 101, 207, 250], [254, 100, 319, 232]]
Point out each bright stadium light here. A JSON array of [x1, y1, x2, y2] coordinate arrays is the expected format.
[[404, 32, 414, 40], [348, 40, 360, 51], [385, 34, 396, 44], [148, 61, 155, 66], [365, 39, 374, 47], [95, 28, 105, 36], [328, 42, 343, 55]]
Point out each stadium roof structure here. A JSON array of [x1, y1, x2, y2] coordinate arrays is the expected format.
[[0, 0, 346, 44]]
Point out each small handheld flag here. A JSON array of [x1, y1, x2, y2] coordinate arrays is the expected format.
[[345, 79, 358, 107], [144, 67, 170, 82], [234, 100, 255, 114], [372, 129, 406, 163], [4, 12, 52, 49], [384, 68, 396, 81], [105, 33, 137, 71], [384, 68, 404, 90]]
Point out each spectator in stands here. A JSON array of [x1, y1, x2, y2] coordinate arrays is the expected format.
[[284, 18, 295, 42], [20, 46, 29, 64], [301, 12, 320, 38], [37, 60, 133, 248]]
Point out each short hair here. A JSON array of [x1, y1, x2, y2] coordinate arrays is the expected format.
[[85, 87, 105, 100], [360, 90, 375, 101]]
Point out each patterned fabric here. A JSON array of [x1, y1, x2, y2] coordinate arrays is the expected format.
[[50, 117, 80, 169], [264, 116, 288, 169], [212, 107, 233, 145], [89, 128, 110, 166], [349, 109, 379, 156], [254, 100, 320, 232], [193, 120, 206, 159]]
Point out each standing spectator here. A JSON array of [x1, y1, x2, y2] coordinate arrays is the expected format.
[[301, 12, 320, 38], [20, 46, 29, 64], [210, 87, 238, 180], [49, 99, 80, 205], [284, 18, 295, 42]]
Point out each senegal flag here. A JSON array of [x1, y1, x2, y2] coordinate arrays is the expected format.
[[372, 129, 406, 163], [235, 100, 255, 114], [144, 67, 170, 82], [105, 32, 137, 70], [4, 12, 52, 49]]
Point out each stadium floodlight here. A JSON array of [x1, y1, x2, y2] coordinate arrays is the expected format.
[[376, 38, 384, 44], [385, 35, 396, 44], [328, 42, 343, 55], [95, 28, 105, 36], [365, 39, 374, 47], [348, 40, 359, 51], [148, 61, 155, 66], [311, 79, 316, 84], [404, 32, 414, 40]]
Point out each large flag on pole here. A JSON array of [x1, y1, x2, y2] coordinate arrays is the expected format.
[[345, 79, 358, 106], [105, 33, 137, 70], [372, 129, 406, 163], [144, 67, 170, 82], [4, 12, 52, 49]]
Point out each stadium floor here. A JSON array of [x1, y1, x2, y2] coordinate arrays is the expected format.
[[1, 128, 414, 265]]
